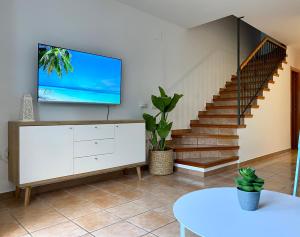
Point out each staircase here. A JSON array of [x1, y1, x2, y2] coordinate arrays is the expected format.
[[169, 37, 287, 176]]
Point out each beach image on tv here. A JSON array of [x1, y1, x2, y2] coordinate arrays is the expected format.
[[38, 44, 121, 104]]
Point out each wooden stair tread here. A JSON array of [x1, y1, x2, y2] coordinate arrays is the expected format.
[[170, 144, 239, 152], [220, 88, 270, 94], [213, 96, 265, 101], [175, 156, 239, 168], [206, 105, 259, 110], [171, 133, 239, 139], [198, 114, 253, 118], [220, 88, 270, 93], [227, 79, 274, 85], [190, 123, 246, 128]]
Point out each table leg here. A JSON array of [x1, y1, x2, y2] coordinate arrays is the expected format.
[[24, 186, 31, 207], [136, 166, 142, 180], [180, 223, 185, 237], [293, 150, 300, 196]]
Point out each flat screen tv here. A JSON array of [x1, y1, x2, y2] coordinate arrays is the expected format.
[[38, 43, 122, 104]]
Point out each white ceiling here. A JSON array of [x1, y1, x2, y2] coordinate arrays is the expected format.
[[117, 0, 300, 49]]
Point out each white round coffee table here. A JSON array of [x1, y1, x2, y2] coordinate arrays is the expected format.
[[173, 187, 300, 237]]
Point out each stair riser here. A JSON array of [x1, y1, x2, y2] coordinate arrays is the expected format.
[[213, 100, 257, 106], [205, 108, 251, 114], [197, 117, 243, 125], [172, 137, 238, 146], [175, 150, 238, 159], [191, 127, 237, 135]]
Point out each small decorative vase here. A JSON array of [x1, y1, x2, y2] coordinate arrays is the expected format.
[[149, 150, 174, 175], [21, 94, 35, 121], [237, 188, 261, 211]]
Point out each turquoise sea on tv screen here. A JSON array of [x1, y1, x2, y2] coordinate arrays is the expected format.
[[38, 45, 121, 104]]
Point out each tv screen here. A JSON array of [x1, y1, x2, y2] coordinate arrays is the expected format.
[[38, 44, 122, 104]]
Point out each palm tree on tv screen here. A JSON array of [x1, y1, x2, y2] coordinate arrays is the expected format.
[[39, 46, 74, 78]]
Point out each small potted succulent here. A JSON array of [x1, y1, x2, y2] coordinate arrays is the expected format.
[[235, 167, 265, 211], [143, 86, 183, 175]]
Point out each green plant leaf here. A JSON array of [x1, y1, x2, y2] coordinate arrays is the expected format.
[[239, 185, 255, 192], [255, 177, 265, 184], [159, 86, 167, 97], [254, 185, 263, 192], [157, 120, 172, 139], [143, 113, 156, 132], [151, 131, 158, 149], [165, 93, 183, 112], [235, 177, 250, 186], [151, 95, 164, 111]]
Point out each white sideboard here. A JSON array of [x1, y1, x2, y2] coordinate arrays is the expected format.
[[8, 120, 146, 206]]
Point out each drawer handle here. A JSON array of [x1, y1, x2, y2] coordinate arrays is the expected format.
[[94, 157, 99, 160], [94, 126, 98, 128], [69, 127, 73, 130], [94, 142, 98, 144]]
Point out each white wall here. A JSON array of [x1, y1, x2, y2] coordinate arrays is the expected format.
[[238, 47, 300, 162], [0, 0, 262, 193]]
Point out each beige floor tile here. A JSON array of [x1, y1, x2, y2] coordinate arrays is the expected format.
[[0, 211, 28, 237], [153, 221, 198, 237], [46, 194, 85, 209], [73, 210, 121, 232], [132, 196, 166, 210], [0, 198, 21, 211], [13, 208, 67, 232], [10, 200, 52, 218], [37, 190, 71, 203], [55, 200, 101, 219], [92, 221, 146, 237], [92, 194, 128, 209], [97, 182, 132, 194], [79, 189, 110, 201], [2, 150, 298, 237], [152, 221, 179, 237], [154, 204, 175, 218], [31, 221, 86, 237], [116, 189, 145, 201], [128, 210, 174, 232], [66, 185, 97, 196], [106, 202, 149, 219]]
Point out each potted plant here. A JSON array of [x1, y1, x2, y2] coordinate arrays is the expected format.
[[143, 87, 183, 175], [235, 167, 265, 211]]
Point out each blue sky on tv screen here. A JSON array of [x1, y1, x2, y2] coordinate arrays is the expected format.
[[38, 45, 121, 104]]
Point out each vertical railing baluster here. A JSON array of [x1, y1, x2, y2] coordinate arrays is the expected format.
[[237, 17, 242, 125]]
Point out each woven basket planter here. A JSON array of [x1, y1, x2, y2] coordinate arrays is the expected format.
[[149, 149, 174, 175]]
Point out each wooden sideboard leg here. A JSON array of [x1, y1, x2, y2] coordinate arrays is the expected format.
[[136, 166, 142, 180], [24, 186, 32, 207], [15, 186, 20, 199]]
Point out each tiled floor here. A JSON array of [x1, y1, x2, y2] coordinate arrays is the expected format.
[[0, 150, 298, 237]]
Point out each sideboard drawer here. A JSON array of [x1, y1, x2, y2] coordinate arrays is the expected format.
[[74, 124, 115, 141], [74, 154, 116, 174], [74, 139, 115, 157]]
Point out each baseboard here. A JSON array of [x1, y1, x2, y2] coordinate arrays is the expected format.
[[239, 149, 292, 166]]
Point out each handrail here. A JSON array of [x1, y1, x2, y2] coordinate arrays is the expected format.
[[237, 36, 287, 124], [241, 36, 286, 70]]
